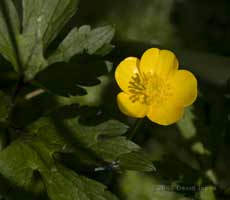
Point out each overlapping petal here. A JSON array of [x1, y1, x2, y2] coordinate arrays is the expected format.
[[147, 101, 184, 125], [140, 48, 178, 77], [139, 48, 160, 74], [115, 57, 140, 92], [170, 70, 197, 107], [117, 92, 148, 118]]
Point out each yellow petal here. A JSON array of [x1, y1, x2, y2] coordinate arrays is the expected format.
[[115, 57, 140, 92], [139, 48, 160, 74], [147, 102, 184, 126], [140, 48, 178, 77], [170, 70, 198, 106], [157, 50, 179, 76], [117, 92, 148, 118]]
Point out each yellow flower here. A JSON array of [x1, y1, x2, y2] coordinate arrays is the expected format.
[[115, 48, 198, 125]]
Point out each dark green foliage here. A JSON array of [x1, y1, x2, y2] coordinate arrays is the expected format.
[[0, 0, 154, 199]]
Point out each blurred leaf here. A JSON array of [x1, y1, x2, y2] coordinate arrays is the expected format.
[[198, 186, 216, 200], [120, 171, 192, 200], [154, 157, 200, 186], [191, 142, 211, 156], [205, 170, 217, 185], [92, 0, 176, 46], [177, 106, 196, 139], [48, 25, 115, 64]]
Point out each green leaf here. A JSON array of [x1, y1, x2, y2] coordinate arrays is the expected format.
[[0, 0, 114, 81], [0, 0, 79, 79], [119, 150, 156, 172], [22, 0, 79, 48], [31, 117, 129, 145], [20, 0, 115, 80], [30, 114, 155, 173], [20, 0, 79, 80], [177, 106, 197, 139], [28, 116, 139, 162], [0, 0, 20, 71], [0, 140, 118, 200], [41, 165, 118, 200], [86, 26, 114, 55], [90, 136, 139, 161], [0, 141, 43, 190], [17, 33, 48, 81], [76, 118, 128, 144], [48, 25, 115, 64]]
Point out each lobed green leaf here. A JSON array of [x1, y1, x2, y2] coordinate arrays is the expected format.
[[48, 25, 115, 65]]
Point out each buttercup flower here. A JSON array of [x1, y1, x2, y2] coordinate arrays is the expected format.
[[115, 48, 197, 125]]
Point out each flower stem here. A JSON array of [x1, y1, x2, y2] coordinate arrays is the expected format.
[[127, 118, 144, 140]]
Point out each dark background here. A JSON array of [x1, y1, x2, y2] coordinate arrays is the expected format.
[[75, 0, 230, 90]]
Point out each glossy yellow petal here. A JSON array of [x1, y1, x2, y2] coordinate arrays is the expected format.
[[117, 92, 148, 118], [157, 50, 179, 76], [140, 48, 178, 77], [115, 57, 140, 92], [170, 70, 198, 106], [139, 48, 160, 74], [147, 102, 184, 126]]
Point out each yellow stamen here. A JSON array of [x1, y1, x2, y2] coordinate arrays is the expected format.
[[128, 72, 172, 105]]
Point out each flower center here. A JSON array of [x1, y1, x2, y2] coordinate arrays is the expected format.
[[128, 72, 172, 105]]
